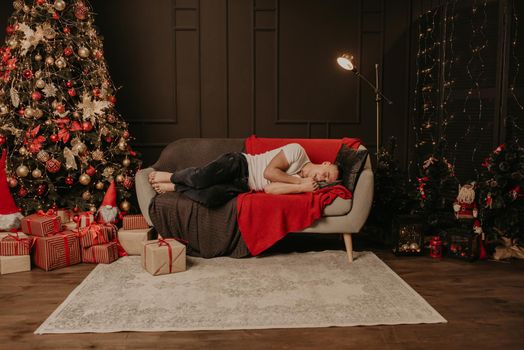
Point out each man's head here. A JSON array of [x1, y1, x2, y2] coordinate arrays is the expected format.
[[300, 162, 339, 182]]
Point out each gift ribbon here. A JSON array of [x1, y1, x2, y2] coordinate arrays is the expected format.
[[144, 238, 183, 274], [25, 213, 61, 236], [1, 233, 35, 255]]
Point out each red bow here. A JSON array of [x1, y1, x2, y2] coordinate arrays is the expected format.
[[37, 209, 56, 216]]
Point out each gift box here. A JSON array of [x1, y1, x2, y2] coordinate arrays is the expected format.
[[78, 224, 117, 248], [0, 255, 31, 275], [77, 212, 95, 228], [33, 231, 81, 271], [62, 221, 77, 231], [122, 214, 150, 230], [56, 209, 72, 224], [82, 242, 119, 264], [20, 213, 62, 237], [0, 232, 34, 256], [117, 228, 155, 255], [142, 238, 186, 276]]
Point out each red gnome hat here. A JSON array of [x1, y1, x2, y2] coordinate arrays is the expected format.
[[0, 149, 23, 231], [97, 181, 119, 224]]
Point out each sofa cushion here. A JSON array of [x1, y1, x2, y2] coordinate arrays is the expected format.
[[322, 197, 352, 216], [335, 145, 369, 192]]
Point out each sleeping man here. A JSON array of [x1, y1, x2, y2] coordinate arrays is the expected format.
[[148, 143, 339, 208]]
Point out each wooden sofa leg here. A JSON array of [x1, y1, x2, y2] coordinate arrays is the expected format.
[[343, 233, 353, 263]]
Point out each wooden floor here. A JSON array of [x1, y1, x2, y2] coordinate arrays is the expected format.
[[1, 235, 523, 350]]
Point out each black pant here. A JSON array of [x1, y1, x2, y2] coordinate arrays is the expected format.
[[170, 152, 250, 207]]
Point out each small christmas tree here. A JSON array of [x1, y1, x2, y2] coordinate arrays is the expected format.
[[477, 118, 524, 242], [0, 0, 141, 214], [415, 142, 459, 231]]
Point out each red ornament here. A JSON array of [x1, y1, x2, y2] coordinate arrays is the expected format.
[[64, 47, 73, 56], [105, 136, 113, 143], [0, 134, 6, 145], [18, 187, 28, 197], [50, 134, 59, 143], [17, 108, 25, 116], [74, 2, 89, 20], [85, 165, 96, 176], [123, 176, 134, 190], [429, 236, 443, 259], [65, 175, 74, 186], [8, 177, 18, 188], [31, 91, 42, 101], [92, 88, 100, 97], [67, 88, 77, 97], [122, 130, 130, 139], [94, 50, 103, 59], [37, 184, 47, 196], [6, 25, 15, 35], [107, 115, 116, 123], [36, 0, 46, 5], [55, 104, 65, 113], [63, 26, 70, 34], [66, 81, 73, 88], [23, 69, 33, 79], [108, 95, 117, 104], [73, 215, 80, 223], [82, 120, 93, 132], [53, 12, 60, 20], [45, 158, 61, 173]]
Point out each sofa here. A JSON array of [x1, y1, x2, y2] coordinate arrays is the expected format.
[[135, 138, 374, 262]]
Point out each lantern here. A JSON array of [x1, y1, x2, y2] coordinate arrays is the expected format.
[[392, 215, 425, 256], [429, 236, 443, 259]]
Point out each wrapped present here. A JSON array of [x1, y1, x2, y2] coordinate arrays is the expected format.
[[82, 242, 119, 264], [142, 238, 186, 276], [56, 209, 72, 224], [77, 212, 95, 228], [33, 231, 81, 271], [117, 228, 155, 255], [62, 221, 77, 231], [78, 224, 117, 248], [0, 255, 31, 275], [20, 211, 61, 237], [0, 232, 34, 256], [122, 214, 150, 230]]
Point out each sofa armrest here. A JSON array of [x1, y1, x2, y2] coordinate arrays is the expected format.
[[343, 165, 374, 233], [135, 167, 156, 226]]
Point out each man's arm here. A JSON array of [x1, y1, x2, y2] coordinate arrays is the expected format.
[[263, 150, 302, 184], [264, 178, 318, 195]]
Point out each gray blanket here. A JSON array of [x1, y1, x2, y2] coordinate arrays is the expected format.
[[149, 192, 250, 258]]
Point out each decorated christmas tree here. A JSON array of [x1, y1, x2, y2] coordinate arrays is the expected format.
[[477, 116, 524, 242], [0, 0, 141, 215]]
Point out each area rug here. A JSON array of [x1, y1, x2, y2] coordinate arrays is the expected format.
[[35, 251, 446, 334]]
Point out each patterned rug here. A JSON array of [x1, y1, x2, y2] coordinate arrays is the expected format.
[[35, 251, 446, 333]]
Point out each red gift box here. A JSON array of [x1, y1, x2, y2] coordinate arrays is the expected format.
[[77, 212, 95, 228], [122, 215, 149, 230], [20, 212, 62, 237], [0, 232, 34, 256], [56, 208, 72, 224], [82, 242, 119, 264], [78, 224, 117, 248], [33, 230, 81, 271]]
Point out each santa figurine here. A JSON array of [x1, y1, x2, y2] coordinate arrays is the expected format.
[[97, 181, 119, 224], [0, 149, 24, 231], [453, 183, 478, 219]]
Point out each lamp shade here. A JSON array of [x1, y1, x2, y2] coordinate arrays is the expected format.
[[337, 54, 356, 71]]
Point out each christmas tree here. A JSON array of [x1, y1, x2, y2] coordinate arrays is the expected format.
[[0, 0, 141, 215], [477, 116, 524, 242]]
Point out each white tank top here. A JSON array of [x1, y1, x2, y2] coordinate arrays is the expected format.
[[242, 143, 311, 191]]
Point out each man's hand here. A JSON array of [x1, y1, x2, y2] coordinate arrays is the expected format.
[[298, 178, 319, 192]]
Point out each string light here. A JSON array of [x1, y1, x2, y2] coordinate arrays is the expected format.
[[509, 0, 523, 142]]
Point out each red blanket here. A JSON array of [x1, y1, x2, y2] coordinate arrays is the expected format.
[[237, 186, 352, 256], [237, 136, 360, 256]]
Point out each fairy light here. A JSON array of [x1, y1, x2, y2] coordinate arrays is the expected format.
[[509, 0, 524, 142]]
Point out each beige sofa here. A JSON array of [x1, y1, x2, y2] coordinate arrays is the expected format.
[[135, 138, 374, 262]]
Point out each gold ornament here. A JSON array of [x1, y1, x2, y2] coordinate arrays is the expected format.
[[45, 120, 53, 125], [115, 174, 124, 183], [55, 57, 67, 69], [35, 54, 43, 62], [89, 205, 97, 214], [34, 109, 43, 119], [8, 39, 17, 49], [23, 4, 30, 13], [37, 150, 50, 162], [19, 147, 27, 156], [45, 56, 55, 65], [92, 149, 105, 161], [36, 79, 46, 89], [82, 191, 92, 201], [0, 105, 8, 116], [78, 47, 90, 58], [24, 107, 35, 118], [16, 165, 29, 177], [122, 158, 131, 167], [34, 70, 43, 78], [119, 200, 131, 212], [54, 0, 66, 11], [79, 173, 91, 185], [32, 168, 42, 179], [95, 181, 104, 190]]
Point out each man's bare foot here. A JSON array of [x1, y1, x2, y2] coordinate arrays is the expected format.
[[149, 171, 173, 184], [152, 182, 176, 194]]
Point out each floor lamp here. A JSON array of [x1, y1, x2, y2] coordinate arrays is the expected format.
[[336, 54, 393, 157]]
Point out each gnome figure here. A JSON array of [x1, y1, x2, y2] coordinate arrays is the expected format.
[[97, 181, 119, 224], [0, 150, 24, 231]]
